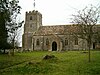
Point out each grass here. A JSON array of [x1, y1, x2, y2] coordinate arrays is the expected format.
[[0, 51, 100, 75]]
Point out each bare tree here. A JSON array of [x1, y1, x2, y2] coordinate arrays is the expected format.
[[8, 18, 23, 55], [71, 5, 100, 62]]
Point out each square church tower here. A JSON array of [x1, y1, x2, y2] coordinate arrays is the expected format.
[[22, 10, 42, 50]]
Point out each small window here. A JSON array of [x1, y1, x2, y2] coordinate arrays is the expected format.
[[46, 38, 49, 45], [65, 38, 68, 45], [75, 37, 78, 45], [36, 39, 40, 46], [30, 16, 32, 20], [30, 24, 32, 27]]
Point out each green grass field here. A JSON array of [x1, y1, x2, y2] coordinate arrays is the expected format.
[[0, 51, 100, 75]]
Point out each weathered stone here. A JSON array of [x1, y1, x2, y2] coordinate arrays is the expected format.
[[22, 10, 100, 51]]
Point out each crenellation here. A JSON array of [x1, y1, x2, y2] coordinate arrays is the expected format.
[[25, 10, 42, 16], [29, 11, 31, 13], [26, 11, 28, 14], [32, 10, 35, 13]]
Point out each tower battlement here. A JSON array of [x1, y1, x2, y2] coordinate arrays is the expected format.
[[26, 10, 42, 16]]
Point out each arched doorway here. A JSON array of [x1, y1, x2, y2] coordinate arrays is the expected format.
[[93, 42, 96, 49], [52, 41, 57, 51]]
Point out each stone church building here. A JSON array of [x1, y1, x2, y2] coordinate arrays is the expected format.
[[22, 10, 100, 51]]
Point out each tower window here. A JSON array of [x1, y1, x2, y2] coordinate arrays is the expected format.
[[65, 38, 68, 45], [46, 38, 49, 45], [30, 24, 33, 28], [30, 16, 32, 20], [36, 39, 40, 46], [75, 37, 78, 45]]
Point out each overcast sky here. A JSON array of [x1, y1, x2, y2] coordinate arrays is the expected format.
[[19, 0, 100, 25]]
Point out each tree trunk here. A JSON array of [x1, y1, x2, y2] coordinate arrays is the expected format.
[[88, 43, 91, 62], [12, 39, 15, 56], [3, 49, 5, 54], [88, 37, 91, 62], [12, 49, 14, 56]]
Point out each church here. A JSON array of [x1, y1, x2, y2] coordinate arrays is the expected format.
[[22, 10, 100, 51]]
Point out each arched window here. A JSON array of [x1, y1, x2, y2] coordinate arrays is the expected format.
[[36, 39, 40, 46], [30, 16, 32, 20], [46, 38, 49, 45], [75, 37, 78, 45], [65, 38, 68, 45]]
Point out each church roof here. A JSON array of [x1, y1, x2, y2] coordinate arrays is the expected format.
[[33, 25, 79, 36], [33, 24, 100, 36]]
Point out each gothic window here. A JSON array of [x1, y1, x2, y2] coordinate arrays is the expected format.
[[46, 38, 49, 45], [36, 39, 40, 46], [75, 37, 78, 45], [30, 16, 32, 20], [65, 38, 68, 45]]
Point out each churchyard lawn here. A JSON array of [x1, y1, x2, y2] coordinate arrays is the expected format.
[[0, 50, 100, 75]]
